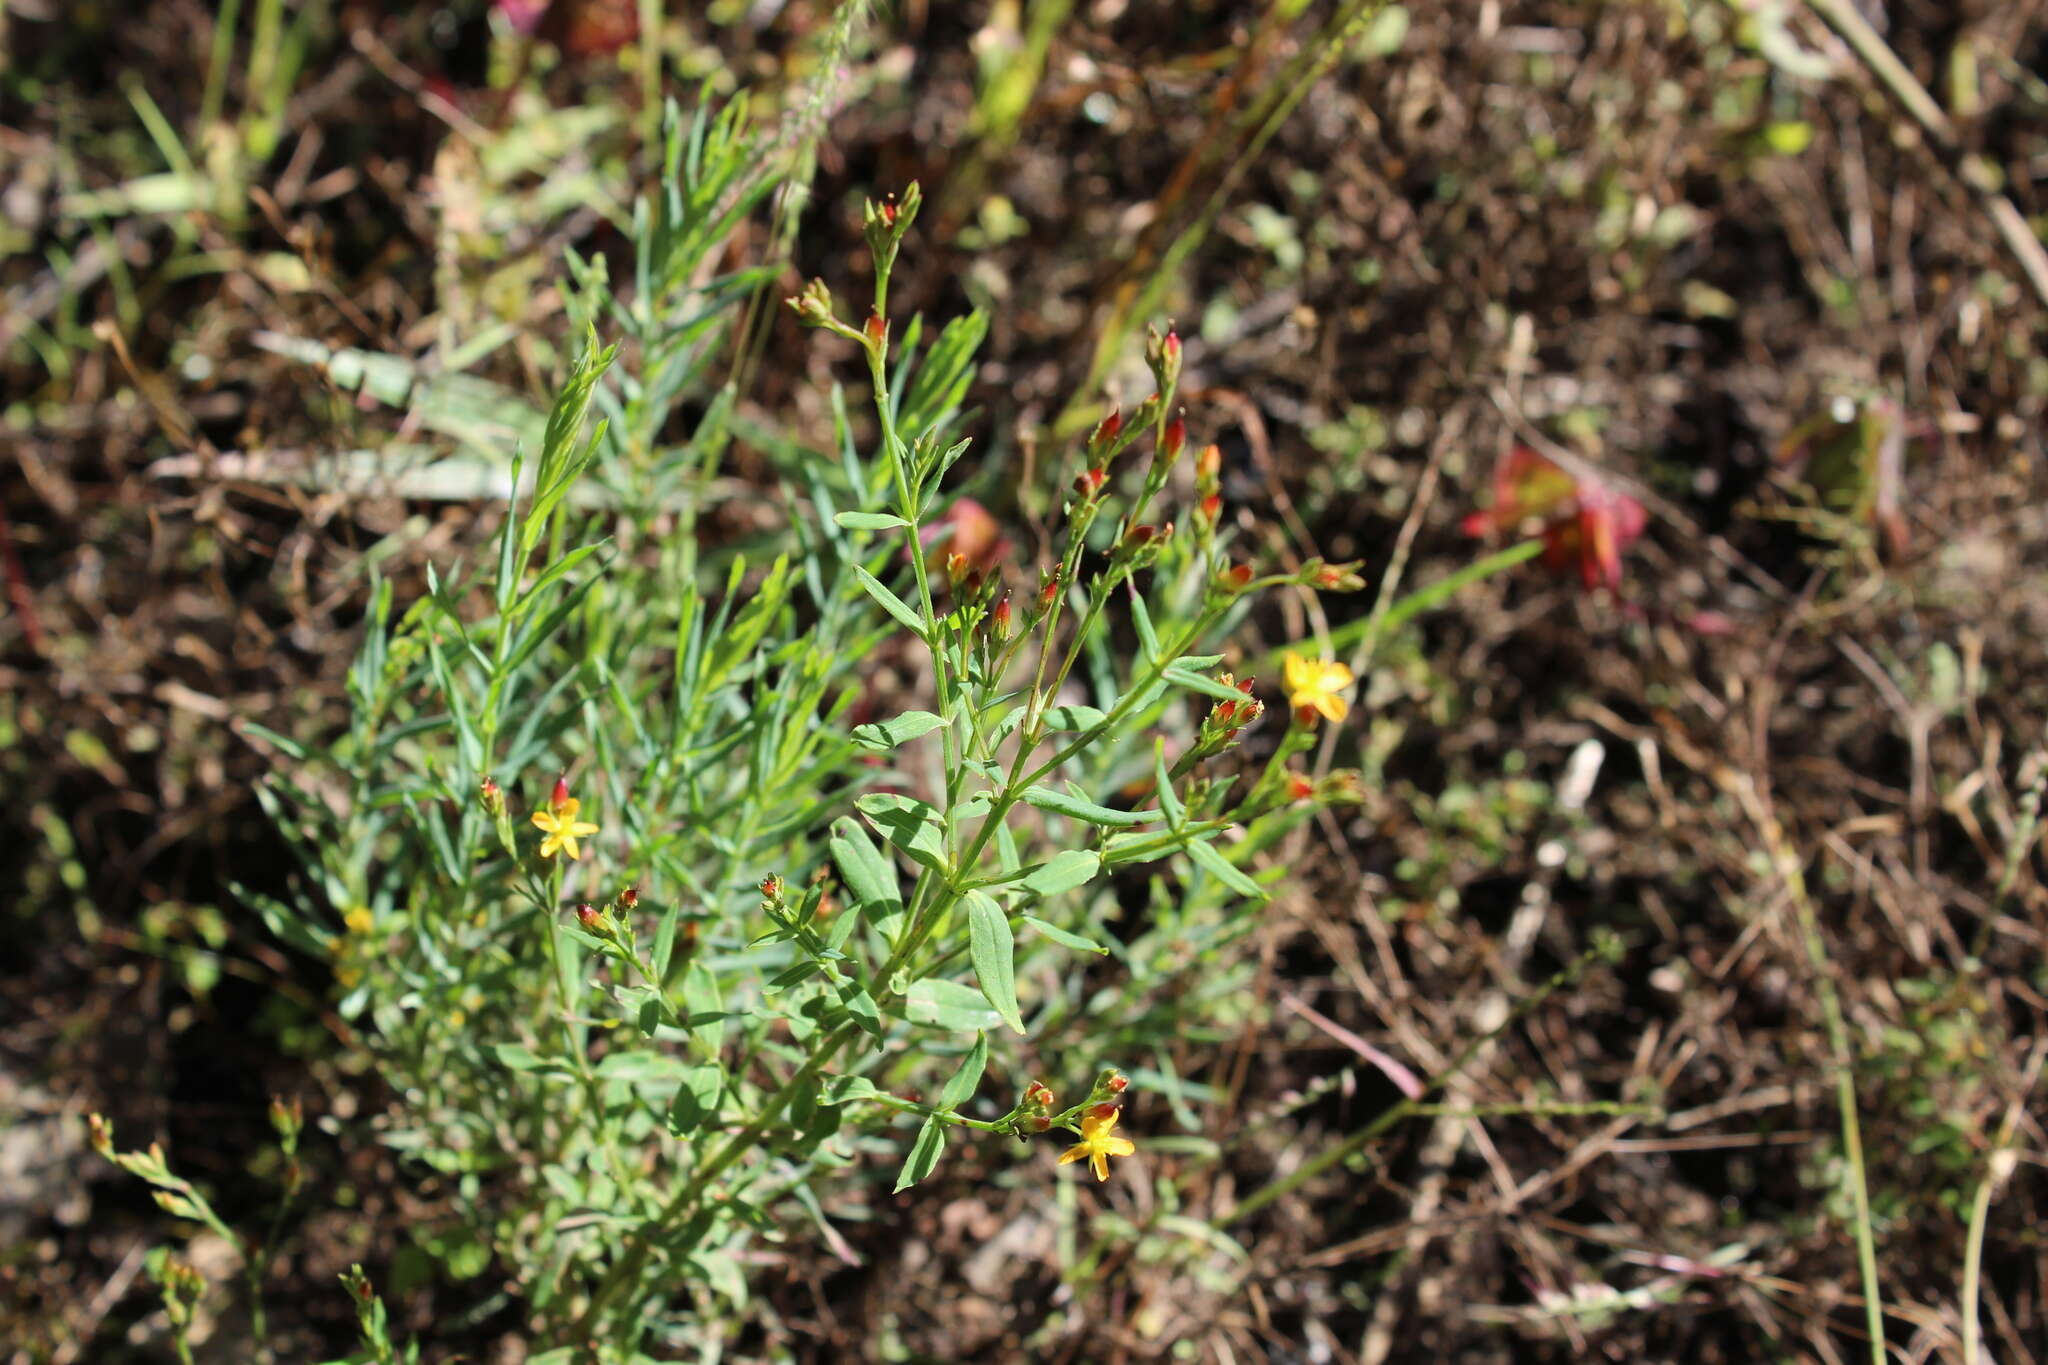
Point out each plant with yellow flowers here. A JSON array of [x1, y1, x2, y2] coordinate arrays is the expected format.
[[108, 90, 1520, 1363]]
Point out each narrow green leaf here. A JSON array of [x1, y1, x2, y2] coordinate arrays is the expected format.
[[1022, 785, 1156, 828], [831, 816, 902, 911], [1022, 915, 1109, 954], [894, 1116, 945, 1192], [666, 1064, 725, 1135], [938, 1033, 988, 1109], [838, 982, 884, 1040], [1161, 663, 1251, 703], [906, 978, 1002, 1032], [1184, 836, 1268, 900], [1020, 849, 1101, 898], [852, 564, 928, 638], [821, 1075, 883, 1105], [834, 511, 910, 532], [856, 793, 949, 870], [851, 709, 947, 751], [1040, 704, 1107, 732], [965, 890, 1025, 1034], [651, 900, 682, 979]]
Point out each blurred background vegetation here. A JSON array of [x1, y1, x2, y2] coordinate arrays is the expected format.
[[4, 1, 2048, 1360]]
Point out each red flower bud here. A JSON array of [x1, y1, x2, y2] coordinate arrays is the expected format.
[[1287, 773, 1315, 802], [1196, 443, 1221, 481], [575, 903, 603, 931], [1089, 408, 1122, 454], [550, 775, 572, 814], [1089, 1101, 1120, 1119], [760, 873, 783, 900], [1106, 1073, 1129, 1094], [992, 594, 1014, 636], [1037, 567, 1062, 614], [1159, 415, 1186, 467], [619, 886, 639, 911], [1073, 466, 1107, 500], [1198, 492, 1222, 526]]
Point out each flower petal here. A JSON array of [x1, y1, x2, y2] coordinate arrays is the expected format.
[[1091, 1150, 1109, 1181], [1058, 1144, 1088, 1166], [1103, 1137, 1135, 1157]]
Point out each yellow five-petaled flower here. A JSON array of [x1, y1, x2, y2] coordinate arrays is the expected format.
[[532, 777, 599, 861], [1058, 1107, 1136, 1182], [1283, 651, 1355, 724]]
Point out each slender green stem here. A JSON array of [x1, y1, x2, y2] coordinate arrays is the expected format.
[[200, 0, 245, 132]]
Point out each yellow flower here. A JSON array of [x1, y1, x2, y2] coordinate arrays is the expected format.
[[1058, 1107, 1136, 1182], [343, 905, 375, 935], [1283, 651, 1355, 724], [532, 778, 599, 861]]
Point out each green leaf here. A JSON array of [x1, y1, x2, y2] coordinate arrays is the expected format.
[[894, 1116, 946, 1192], [1022, 785, 1156, 828], [666, 1064, 725, 1135], [1184, 836, 1268, 900], [651, 901, 682, 979], [1022, 915, 1110, 954], [938, 1033, 988, 1109], [1020, 849, 1101, 898], [519, 326, 617, 561], [1040, 704, 1107, 732], [965, 890, 1025, 1034], [838, 982, 884, 1040], [906, 978, 1002, 1032], [856, 793, 949, 870], [834, 511, 910, 532], [1161, 663, 1250, 703], [851, 709, 947, 751], [831, 817, 902, 912], [851, 565, 928, 638], [821, 1075, 883, 1105]]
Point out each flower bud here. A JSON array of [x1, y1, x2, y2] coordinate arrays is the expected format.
[[269, 1094, 303, 1141], [1072, 466, 1107, 501], [1287, 772, 1315, 802], [576, 903, 604, 932], [946, 552, 970, 589], [786, 278, 836, 327], [87, 1113, 113, 1158], [480, 777, 504, 816], [1146, 324, 1183, 394], [1196, 443, 1221, 482], [550, 775, 572, 815], [1105, 1073, 1129, 1094], [1036, 567, 1062, 615], [1301, 558, 1367, 592], [760, 873, 784, 902], [1088, 408, 1122, 457], [992, 594, 1014, 638], [618, 885, 639, 911], [1154, 414, 1186, 473], [1197, 491, 1222, 529], [1213, 562, 1254, 596], [1089, 1101, 1120, 1120]]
